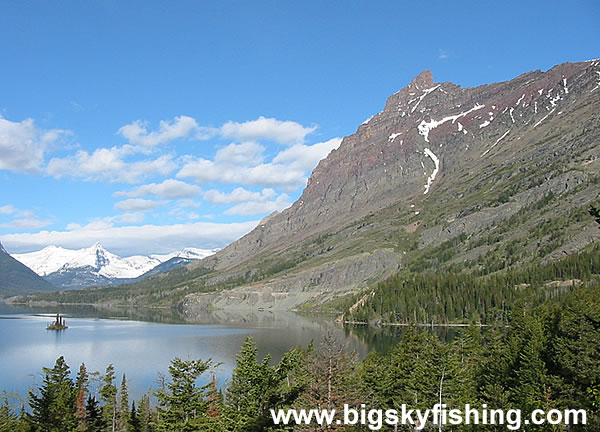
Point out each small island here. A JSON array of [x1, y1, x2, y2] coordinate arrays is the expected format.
[[47, 313, 68, 330]]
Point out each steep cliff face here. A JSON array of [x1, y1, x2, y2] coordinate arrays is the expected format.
[[196, 61, 599, 271], [172, 60, 600, 311]]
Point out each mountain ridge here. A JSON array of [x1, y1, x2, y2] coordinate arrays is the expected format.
[[20, 60, 600, 311], [11, 243, 217, 290]]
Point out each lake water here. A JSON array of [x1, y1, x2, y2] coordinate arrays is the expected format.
[[0, 303, 390, 404]]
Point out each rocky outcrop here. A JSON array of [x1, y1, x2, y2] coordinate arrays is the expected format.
[[184, 249, 400, 311]]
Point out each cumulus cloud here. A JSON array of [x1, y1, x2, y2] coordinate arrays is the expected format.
[[2, 220, 258, 256], [117, 115, 206, 147], [177, 159, 306, 191], [273, 137, 342, 170], [176, 199, 201, 208], [215, 141, 265, 165], [177, 137, 342, 191], [65, 212, 145, 231], [0, 115, 69, 173], [115, 179, 202, 199], [203, 187, 291, 216], [0, 206, 52, 230], [0, 217, 51, 229], [221, 116, 316, 145], [0, 205, 16, 215], [114, 198, 166, 212], [203, 187, 276, 204], [47, 149, 177, 183], [225, 193, 291, 216]]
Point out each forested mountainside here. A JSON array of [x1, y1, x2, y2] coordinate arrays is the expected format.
[[21, 61, 600, 316]]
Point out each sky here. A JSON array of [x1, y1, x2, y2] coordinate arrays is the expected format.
[[1, 0, 598, 256]]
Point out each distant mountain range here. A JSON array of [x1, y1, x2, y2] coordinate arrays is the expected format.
[[9, 243, 217, 291]]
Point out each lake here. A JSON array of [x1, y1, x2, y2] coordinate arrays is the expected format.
[[0, 302, 395, 405]]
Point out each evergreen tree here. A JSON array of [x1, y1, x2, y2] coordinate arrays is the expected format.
[[117, 374, 129, 432], [129, 402, 140, 432], [137, 394, 153, 432], [27, 356, 77, 431], [154, 357, 213, 431], [85, 396, 105, 432], [99, 364, 117, 432], [75, 363, 89, 432], [226, 337, 304, 431]]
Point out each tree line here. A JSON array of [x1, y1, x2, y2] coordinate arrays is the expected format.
[[1, 281, 599, 431], [345, 243, 600, 324]]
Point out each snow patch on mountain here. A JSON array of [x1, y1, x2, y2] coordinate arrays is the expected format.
[[423, 148, 440, 195], [418, 104, 485, 143]]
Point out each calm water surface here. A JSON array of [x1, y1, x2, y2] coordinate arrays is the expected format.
[[0, 303, 383, 403]]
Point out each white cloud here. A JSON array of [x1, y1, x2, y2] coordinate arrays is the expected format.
[[0, 205, 16, 215], [117, 212, 146, 224], [2, 220, 258, 256], [221, 116, 316, 145], [225, 193, 291, 216], [0, 217, 51, 230], [116, 179, 202, 199], [177, 137, 342, 191], [47, 149, 177, 183], [117, 115, 202, 147], [0, 115, 69, 173], [176, 199, 201, 208], [203, 187, 291, 216], [114, 198, 166, 212], [215, 141, 265, 165], [203, 187, 276, 204], [273, 138, 342, 170], [65, 212, 145, 231], [177, 159, 306, 191]]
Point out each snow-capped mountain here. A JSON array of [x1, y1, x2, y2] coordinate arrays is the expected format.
[[12, 243, 216, 290]]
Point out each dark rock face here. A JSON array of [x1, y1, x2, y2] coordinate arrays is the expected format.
[[199, 61, 600, 273]]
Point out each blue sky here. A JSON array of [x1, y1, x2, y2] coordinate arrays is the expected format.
[[1, 0, 598, 256]]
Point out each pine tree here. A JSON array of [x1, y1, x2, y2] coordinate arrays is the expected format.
[[117, 374, 130, 432], [154, 357, 213, 431], [129, 401, 140, 432], [27, 356, 77, 431], [85, 396, 105, 432], [99, 364, 117, 432], [137, 394, 153, 432], [226, 337, 304, 431], [75, 363, 89, 432]]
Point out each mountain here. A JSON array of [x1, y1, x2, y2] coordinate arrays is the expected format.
[[23, 60, 600, 311], [134, 257, 197, 280], [12, 243, 216, 290], [0, 241, 56, 297]]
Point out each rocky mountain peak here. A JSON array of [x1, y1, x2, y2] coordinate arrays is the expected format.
[[193, 60, 600, 278], [409, 70, 434, 89]]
